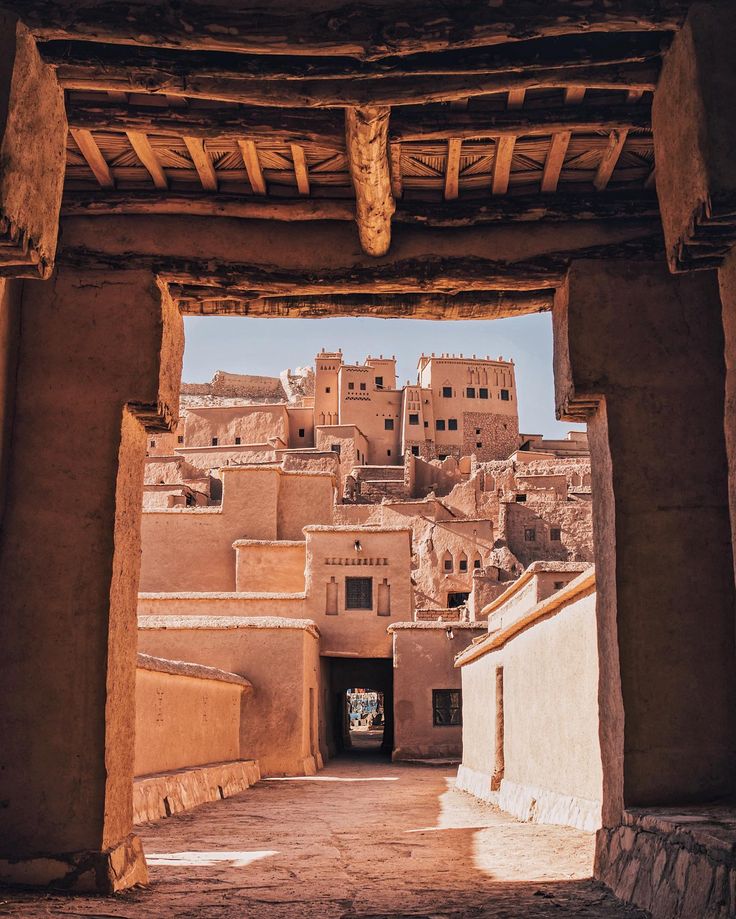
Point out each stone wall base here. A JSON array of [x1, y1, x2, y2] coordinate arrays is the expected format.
[[596, 807, 736, 919], [0, 833, 148, 893], [133, 759, 261, 825]]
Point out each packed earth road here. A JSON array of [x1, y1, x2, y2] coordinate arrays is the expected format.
[[0, 755, 647, 919]]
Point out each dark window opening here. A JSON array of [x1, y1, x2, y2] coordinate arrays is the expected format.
[[348, 381, 355, 390], [331, 443, 341, 455], [466, 387, 476, 398], [551, 528, 562, 541], [554, 581, 565, 590], [459, 558, 468, 572], [375, 375, 383, 388], [211, 437, 218, 446], [515, 494, 527, 503], [442, 386, 452, 398], [177, 435, 184, 444], [424, 420, 429, 428], [411, 445, 420, 456], [150, 440, 156, 448], [447, 591, 470, 609], [473, 559, 482, 569], [325, 386, 331, 393], [345, 577, 372, 610], [387, 449, 391, 456], [360, 382, 367, 391], [433, 689, 462, 726], [298, 428, 305, 437], [235, 437, 241, 445], [436, 419, 446, 431], [525, 528, 536, 542], [475, 428, 481, 435], [479, 388, 489, 399], [384, 418, 394, 431], [444, 557, 453, 572], [476, 442, 483, 449], [500, 389, 510, 401], [448, 418, 458, 431], [409, 413, 419, 425], [438, 454, 448, 461]]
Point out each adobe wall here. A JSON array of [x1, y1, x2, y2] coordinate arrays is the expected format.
[[304, 526, 413, 657], [138, 593, 306, 618], [138, 618, 321, 776], [278, 472, 335, 539], [134, 654, 248, 776], [181, 370, 287, 403], [457, 573, 601, 831], [184, 404, 289, 448], [501, 493, 593, 567], [0, 278, 21, 522], [461, 410, 519, 462], [391, 624, 485, 760], [234, 540, 306, 593]]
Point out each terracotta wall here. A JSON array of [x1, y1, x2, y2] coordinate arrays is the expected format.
[[234, 540, 306, 593], [0, 279, 21, 522], [134, 657, 246, 776], [138, 619, 322, 776]]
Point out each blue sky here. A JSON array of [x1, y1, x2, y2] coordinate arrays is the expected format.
[[182, 311, 585, 439]]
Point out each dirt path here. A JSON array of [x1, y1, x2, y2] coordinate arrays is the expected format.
[[0, 756, 647, 918]]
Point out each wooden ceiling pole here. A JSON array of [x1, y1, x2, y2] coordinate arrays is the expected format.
[[345, 105, 395, 257], [444, 137, 462, 200], [492, 135, 515, 196], [564, 86, 586, 104], [126, 131, 168, 189], [594, 129, 629, 191], [507, 88, 526, 110], [290, 144, 310, 195], [541, 131, 572, 193], [69, 127, 115, 189], [183, 136, 218, 190], [237, 139, 266, 195], [389, 142, 403, 199]]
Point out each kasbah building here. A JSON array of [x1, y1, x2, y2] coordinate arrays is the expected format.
[[3, 4, 736, 918]]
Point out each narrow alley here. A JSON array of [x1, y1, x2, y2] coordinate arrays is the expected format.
[[2, 758, 646, 919]]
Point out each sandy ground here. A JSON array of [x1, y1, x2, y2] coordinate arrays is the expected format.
[[0, 756, 647, 918]]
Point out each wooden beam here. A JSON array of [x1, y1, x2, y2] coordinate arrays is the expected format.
[[345, 106, 395, 257], [444, 138, 462, 201], [389, 142, 403, 199], [594, 129, 629, 191], [173, 289, 556, 319], [627, 89, 645, 103], [492, 136, 515, 196], [507, 88, 526, 110], [237, 139, 266, 195], [126, 130, 168, 189], [17, 3, 689, 57], [290, 144, 310, 195], [564, 86, 586, 104], [541, 132, 572, 193], [183, 136, 218, 191], [60, 190, 661, 224], [67, 98, 652, 144], [69, 127, 115, 189]]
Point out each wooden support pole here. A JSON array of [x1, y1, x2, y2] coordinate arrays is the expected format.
[[389, 142, 403, 199], [541, 131, 572, 193], [492, 135, 515, 196], [237, 139, 266, 195], [183, 136, 218, 191], [345, 105, 395, 257], [70, 127, 115, 189], [594, 129, 629, 191], [126, 131, 168, 189], [444, 138, 462, 201], [290, 144, 310, 195]]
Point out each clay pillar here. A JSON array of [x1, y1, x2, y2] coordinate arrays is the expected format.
[[553, 260, 736, 824], [0, 267, 183, 891]]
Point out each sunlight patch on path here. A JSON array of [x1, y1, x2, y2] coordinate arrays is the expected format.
[[146, 850, 278, 868]]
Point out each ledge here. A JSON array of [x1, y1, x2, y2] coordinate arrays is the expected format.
[[303, 524, 412, 533], [139, 591, 306, 600], [388, 621, 486, 631], [479, 560, 593, 618], [232, 539, 305, 548], [138, 615, 320, 638], [136, 652, 252, 689]]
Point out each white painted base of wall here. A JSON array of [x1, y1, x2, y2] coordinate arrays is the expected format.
[[455, 766, 600, 832], [498, 778, 601, 833]]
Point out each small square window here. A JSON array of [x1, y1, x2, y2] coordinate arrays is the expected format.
[[436, 420, 446, 431], [433, 689, 462, 726], [550, 528, 562, 541], [360, 382, 367, 391], [235, 436, 241, 445], [554, 581, 565, 590], [298, 428, 305, 437], [325, 386, 331, 393], [211, 437, 218, 446], [444, 558, 453, 572], [385, 418, 394, 431], [525, 528, 536, 542], [345, 577, 372, 610], [473, 559, 481, 569], [331, 443, 341, 455], [424, 420, 429, 428], [466, 387, 476, 398], [459, 559, 468, 572], [348, 381, 355, 390], [479, 388, 489, 399], [150, 440, 156, 448], [438, 454, 448, 461], [442, 386, 452, 398], [475, 428, 481, 435], [476, 442, 483, 449], [177, 435, 184, 444], [515, 493, 527, 503], [375, 376, 383, 388], [500, 389, 510, 401], [411, 445, 420, 456], [448, 419, 458, 431], [409, 413, 419, 425]]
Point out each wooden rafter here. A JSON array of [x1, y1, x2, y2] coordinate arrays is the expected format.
[[594, 129, 629, 191], [69, 127, 115, 189], [541, 132, 572, 193], [290, 144, 310, 195], [345, 106, 395, 257], [444, 138, 462, 201], [17, 3, 689, 57], [126, 130, 168, 189], [237, 139, 266, 195], [492, 136, 515, 196], [507, 88, 526, 110], [564, 87, 586, 104], [183, 136, 218, 191], [627, 89, 645, 103], [389, 142, 403, 199]]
